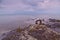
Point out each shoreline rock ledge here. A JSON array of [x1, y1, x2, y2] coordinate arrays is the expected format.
[[1, 24, 60, 40]]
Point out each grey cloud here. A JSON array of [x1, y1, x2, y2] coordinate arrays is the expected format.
[[21, 0, 44, 6], [0, 0, 60, 12], [0, 0, 2, 3]]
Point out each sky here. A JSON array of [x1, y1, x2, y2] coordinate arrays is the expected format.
[[0, 0, 60, 15]]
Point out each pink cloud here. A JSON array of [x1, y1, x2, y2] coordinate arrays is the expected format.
[[37, 0, 60, 9], [0, 0, 60, 11], [1, 0, 34, 11]]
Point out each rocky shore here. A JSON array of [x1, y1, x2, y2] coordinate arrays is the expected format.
[[1, 24, 60, 40], [1, 18, 60, 40]]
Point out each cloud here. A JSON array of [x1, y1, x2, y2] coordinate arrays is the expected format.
[[0, 0, 60, 14], [0, 0, 35, 11], [1, 0, 60, 10]]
